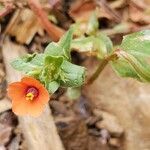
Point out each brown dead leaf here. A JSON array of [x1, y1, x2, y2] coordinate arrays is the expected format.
[[69, 0, 96, 22], [0, 124, 12, 145], [69, 0, 121, 23], [28, 0, 65, 42], [7, 134, 21, 150], [129, 0, 150, 24], [5, 9, 43, 44]]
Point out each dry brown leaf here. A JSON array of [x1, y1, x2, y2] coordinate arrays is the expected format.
[[0, 124, 12, 145], [129, 2, 150, 24], [5, 9, 43, 44], [69, 0, 96, 22]]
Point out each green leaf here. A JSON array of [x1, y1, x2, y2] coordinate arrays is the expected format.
[[11, 57, 40, 73], [121, 30, 150, 57], [58, 27, 73, 59], [45, 27, 73, 60], [30, 54, 45, 66], [71, 34, 113, 59], [111, 51, 150, 82], [86, 12, 99, 35], [45, 55, 63, 67], [71, 22, 85, 37], [60, 60, 85, 87], [95, 33, 113, 58], [11, 53, 46, 77], [111, 55, 140, 80], [39, 56, 63, 84], [45, 42, 62, 56], [111, 30, 150, 82], [66, 87, 81, 100], [48, 81, 60, 94], [71, 36, 94, 52]]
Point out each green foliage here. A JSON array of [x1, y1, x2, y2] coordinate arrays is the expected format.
[[95, 33, 113, 58], [48, 81, 60, 94], [11, 27, 85, 94], [111, 30, 150, 82], [11, 11, 150, 97], [71, 36, 94, 52], [66, 87, 81, 100], [121, 30, 150, 56], [45, 27, 73, 60], [44, 42, 62, 57], [11, 53, 41, 73], [58, 26, 73, 60], [71, 13, 113, 59], [71, 33, 113, 59], [39, 56, 63, 87], [86, 12, 99, 35], [60, 60, 85, 87]]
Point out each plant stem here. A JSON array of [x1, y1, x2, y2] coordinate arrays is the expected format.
[[87, 59, 108, 85], [87, 53, 118, 85]]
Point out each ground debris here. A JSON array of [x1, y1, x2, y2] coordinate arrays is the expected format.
[[0, 98, 11, 113], [7, 134, 21, 150], [109, 137, 121, 148], [5, 8, 43, 44], [94, 109, 124, 137], [50, 100, 68, 116], [0, 124, 12, 145]]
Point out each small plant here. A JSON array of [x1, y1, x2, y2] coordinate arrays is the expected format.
[[8, 13, 150, 116]]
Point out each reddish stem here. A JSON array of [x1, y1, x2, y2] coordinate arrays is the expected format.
[[27, 0, 65, 41]]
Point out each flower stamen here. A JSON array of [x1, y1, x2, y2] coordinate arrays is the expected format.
[[26, 92, 34, 101], [26, 87, 39, 101]]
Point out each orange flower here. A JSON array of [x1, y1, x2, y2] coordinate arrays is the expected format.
[[7, 76, 49, 117]]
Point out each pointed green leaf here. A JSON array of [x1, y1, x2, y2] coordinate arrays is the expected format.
[[95, 33, 113, 58], [22, 53, 36, 62], [45, 27, 73, 60], [30, 54, 45, 66], [45, 42, 62, 56], [86, 12, 99, 35], [11, 55, 41, 73], [58, 27, 73, 59]]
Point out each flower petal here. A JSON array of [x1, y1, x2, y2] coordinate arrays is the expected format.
[[12, 100, 29, 116], [38, 88, 50, 104], [8, 76, 50, 117], [7, 82, 26, 102], [26, 101, 46, 117], [21, 76, 44, 89], [22, 76, 50, 104]]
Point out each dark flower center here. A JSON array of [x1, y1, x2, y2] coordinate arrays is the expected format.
[[26, 87, 39, 101]]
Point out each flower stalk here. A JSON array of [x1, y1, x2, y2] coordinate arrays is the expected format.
[[87, 53, 118, 85]]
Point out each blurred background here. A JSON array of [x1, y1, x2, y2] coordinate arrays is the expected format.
[[0, 0, 150, 150]]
